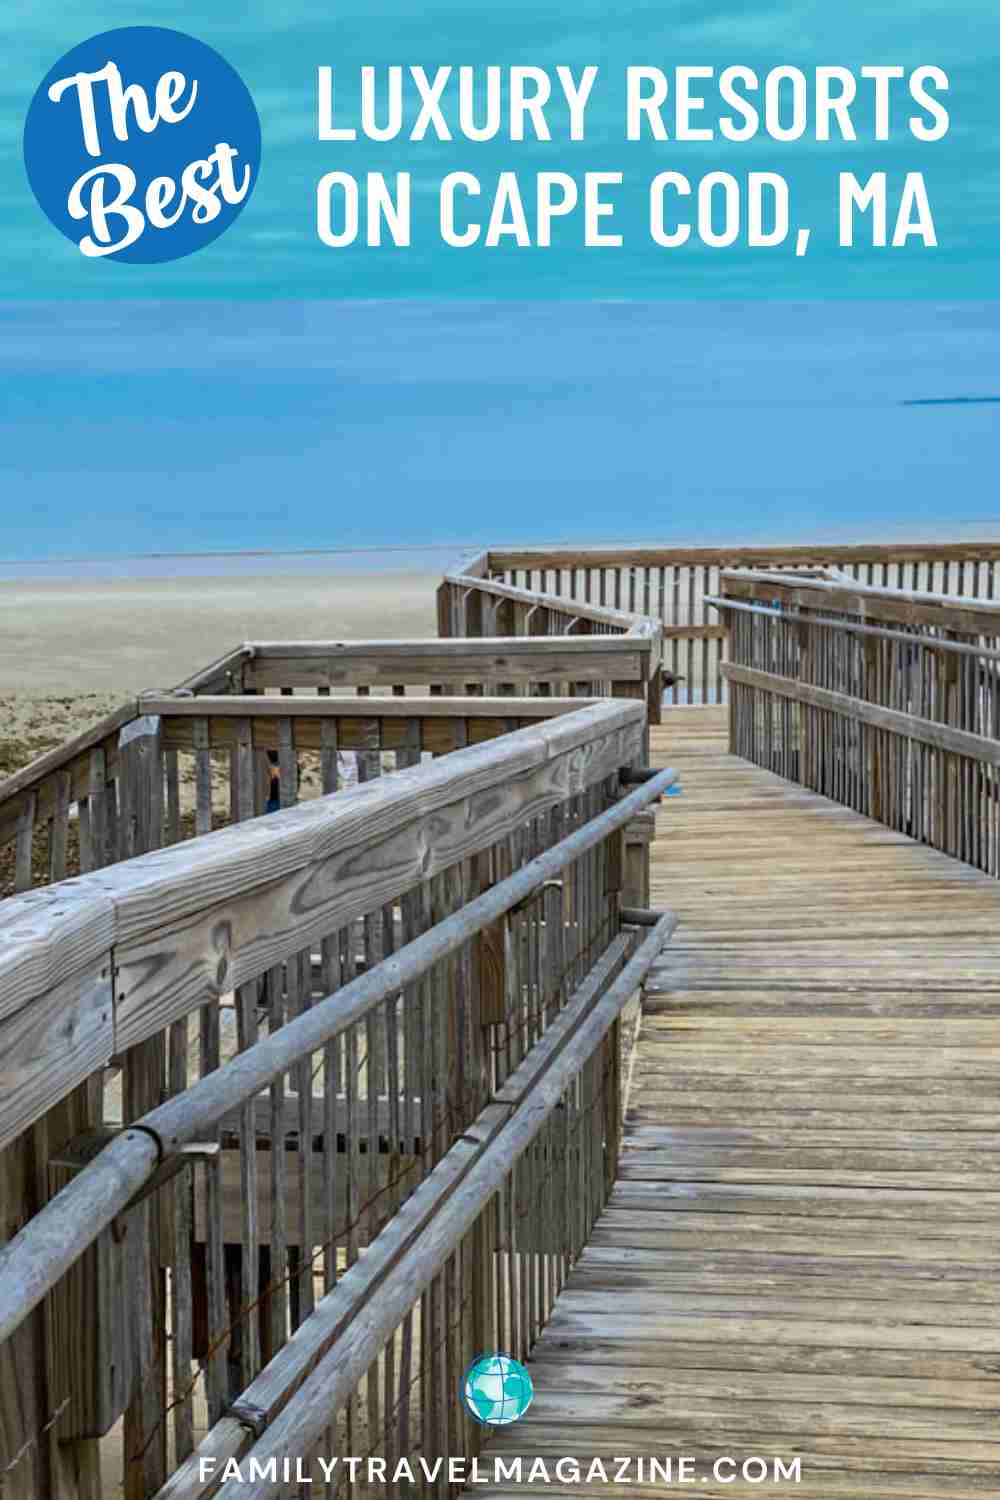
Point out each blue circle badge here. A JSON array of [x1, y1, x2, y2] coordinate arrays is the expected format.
[[460, 1354, 534, 1427], [23, 26, 260, 263]]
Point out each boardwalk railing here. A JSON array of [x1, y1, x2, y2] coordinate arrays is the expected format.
[[7, 539, 1000, 898], [2, 694, 613, 897], [0, 635, 663, 900], [0, 697, 674, 1499], [435, 568, 664, 720], [476, 541, 1000, 703], [4, 536, 1000, 1497], [716, 569, 1000, 876]]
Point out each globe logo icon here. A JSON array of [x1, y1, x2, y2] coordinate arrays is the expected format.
[[460, 1353, 534, 1426]]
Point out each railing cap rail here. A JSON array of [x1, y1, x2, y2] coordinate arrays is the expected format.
[[720, 568, 1000, 624], [485, 540, 1000, 568], [706, 593, 1000, 662], [140, 692, 599, 719], [243, 635, 654, 658], [442, 567, 660, 638], [0, 699, 645, 1028]]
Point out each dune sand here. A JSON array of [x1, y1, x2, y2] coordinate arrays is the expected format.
[[0, 570, 441, 781], [0, 571, 440, 696]]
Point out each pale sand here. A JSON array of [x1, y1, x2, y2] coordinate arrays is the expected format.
[[0, 572, 440, 697], [0, 571, 441, 803]]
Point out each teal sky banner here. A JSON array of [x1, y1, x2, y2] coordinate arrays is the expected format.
[[5, 0, 1000, 297]]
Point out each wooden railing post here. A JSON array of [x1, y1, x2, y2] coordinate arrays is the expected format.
[[623, 813, 654, 910], [863, 635, 883, 823], [117, 716, 169, 1498], [941, 644, 961, 858], [13, 791, 36, 895], [526, 603, 549, 637], [0, 1124, 77, 1498], [117, 715, 164, 863], [611, 681, 650, 761], [436, 580, 453, 639]]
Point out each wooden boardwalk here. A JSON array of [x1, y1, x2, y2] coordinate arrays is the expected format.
[[482, 706, 1000, 1498]]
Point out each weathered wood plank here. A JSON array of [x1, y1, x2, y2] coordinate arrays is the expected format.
[[490, 542, 1000, 569], [0, 962, 114, 1153], [0, 703, 643, 1056], [440, 574, 641, 634], [112, 709, 644, 1047], [0, 883, 115, 1024], [482, 706, 1000, 1500], [0, 700, 138, 812], [721, 567, 1000, 633], [192, 1147, 419, 1246], [242, 641, 646, 690]]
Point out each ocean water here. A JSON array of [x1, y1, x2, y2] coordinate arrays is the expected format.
[[0, 544, 477, 583], [2, 301, 999, 572]]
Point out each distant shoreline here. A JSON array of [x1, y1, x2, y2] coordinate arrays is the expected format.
[[0, 546, 473, 585], [5, 519, 1000, 566], [0, 542, 482, 566], [3, 523, 1000, 585]]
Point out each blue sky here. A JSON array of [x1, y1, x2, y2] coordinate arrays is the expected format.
[[4, 8, 997, 557], [4, 0, 1000, 297], [2, 300, 998, 559]]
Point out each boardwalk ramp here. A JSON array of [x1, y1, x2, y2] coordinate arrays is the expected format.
[[482, 706, 1000, 1498]]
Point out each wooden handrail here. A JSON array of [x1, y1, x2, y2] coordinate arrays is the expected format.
[[145, 694, 598, 719], [0, 692, 592, 845], [0, 701, 647, 1147], [723, 577, 1000, 878], [440, 568, 647, 635], [238, 633, 655, 689], [450, 540, 1000, 708], [0, 767, 675, 1349], [0, 632, 658, 856], [243, 636, 654, 655], [724, 663, 1000, 767], [720, 568, 1000, 629], [487, 540, 1000, 568], [709, 594, 1000, 661]]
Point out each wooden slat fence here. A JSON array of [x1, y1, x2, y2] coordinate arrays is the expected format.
[[716, 568, 1000, 876], [434, 573, 664, 723], [4, 536, 1000, 1498], [10, 540, 998, 899], [478, 541, 1000, 705], [0, 700, 673, 1500], [0, 635, 663, 902]]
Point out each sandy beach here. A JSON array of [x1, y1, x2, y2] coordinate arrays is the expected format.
[[0, 571, 440, 695], [0, 569, 440, 780]]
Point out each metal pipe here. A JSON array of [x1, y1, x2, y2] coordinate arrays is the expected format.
[[706, 594, 1000, 661], [211, 913, 676, 1500]]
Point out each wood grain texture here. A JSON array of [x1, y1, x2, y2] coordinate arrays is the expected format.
[[479, 706, 1000, 1495], [112, 708, 643, 1048], [0, 701, 641, 1036], [0, 882, 114, 1024], [148, 694, 596, 720], [0, 962, 113, 1154]]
